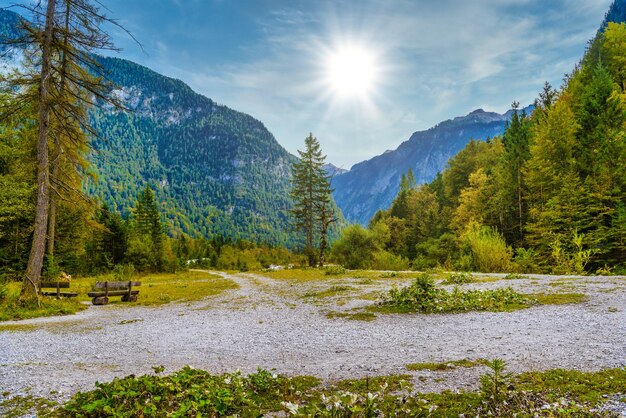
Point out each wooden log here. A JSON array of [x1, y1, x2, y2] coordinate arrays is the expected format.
[[92, 296, 109, 305]]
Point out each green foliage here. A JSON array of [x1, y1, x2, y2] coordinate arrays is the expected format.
[[371, 250, 410, 271], [323, 265, 346, 275], [12, 366, 624, 417], [112, 264, 135, 281], [479, 359, 514, 414], [443, 272, 475, 284], [61, 367, 318, 417], [549, 230, 597, 275], [330, 225, 379, 269], [383, 274, 529, 313], [338, 18, 626, 275], [461, 222, 514, 273]]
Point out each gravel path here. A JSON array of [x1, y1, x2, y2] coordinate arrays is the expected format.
[[1, 271, 625, 402]]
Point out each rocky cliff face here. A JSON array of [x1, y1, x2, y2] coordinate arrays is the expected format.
[[332, 107, 533, 225]]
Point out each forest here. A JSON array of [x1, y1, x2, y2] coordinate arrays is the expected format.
[[331, 22, 626, 275]]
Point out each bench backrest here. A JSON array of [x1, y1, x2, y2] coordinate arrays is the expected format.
[[40, 281, 71, 288], [95, 281, 142, 289]]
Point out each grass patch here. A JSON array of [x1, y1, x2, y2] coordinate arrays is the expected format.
[[0, 394, 58, 418], [303, 285, 354, 299], [0, 282, 86, 322], [10, 366, 625, 417], [406, 358, 488, 371], [533, 293, 586, 305], [0, 271, 237, 322], [75, 270, 238, 306], [325, 311, 377, 321]]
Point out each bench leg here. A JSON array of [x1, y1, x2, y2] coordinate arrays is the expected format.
[[121, 294, 137, 302], [92, 296, 109, 305]]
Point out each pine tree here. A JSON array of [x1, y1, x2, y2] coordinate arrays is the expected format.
[[289, 133, 329, 266]]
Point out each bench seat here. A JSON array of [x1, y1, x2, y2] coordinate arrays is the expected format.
[[41, 291, 79, 297], [88, 290, 140, 297]]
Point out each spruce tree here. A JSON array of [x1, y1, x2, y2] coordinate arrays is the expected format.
[[290, 133, 330, 266]]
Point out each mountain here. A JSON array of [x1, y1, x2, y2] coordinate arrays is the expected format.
[[333, 106, 533, 225], [322, 163, 349, 177], [87, 57, 299, 246], [0, 8, 337, 247]]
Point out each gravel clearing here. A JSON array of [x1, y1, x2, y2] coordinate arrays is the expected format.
[[1, 271, 625, 404]]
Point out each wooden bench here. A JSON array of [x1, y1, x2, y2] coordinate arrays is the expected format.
[[88, 281, 141, 305], [39, 281, 78, 298]]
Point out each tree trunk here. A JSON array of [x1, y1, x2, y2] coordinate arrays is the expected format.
[[47, 154, 59, 257], [47, 0, 70, 260], [22, 0, 57, 297]]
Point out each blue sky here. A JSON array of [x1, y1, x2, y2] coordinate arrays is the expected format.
[[2, 0, 615, 167]]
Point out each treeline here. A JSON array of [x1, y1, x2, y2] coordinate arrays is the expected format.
[[333, 22, 626, 274]]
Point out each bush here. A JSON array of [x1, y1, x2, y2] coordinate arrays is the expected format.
[[330, 225, 379, 269], [324, 265, 346, 275], [112, 264, 135, 281], [372, 250, 410, 271], [461, 222, 513, 272]]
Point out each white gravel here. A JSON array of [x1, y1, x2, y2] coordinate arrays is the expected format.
[[1, 271, 625, 403]]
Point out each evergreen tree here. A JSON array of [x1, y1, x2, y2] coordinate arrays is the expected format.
[[131, 185, 165, 271], [289, 133, 329, 266], [500, 102, 532, 244], [0, 0, 130, 296]]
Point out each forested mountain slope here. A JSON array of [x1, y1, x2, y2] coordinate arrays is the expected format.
[[87, 56, 298, 245], [333, 106, 532, 225], [0, 8, 332, 247]]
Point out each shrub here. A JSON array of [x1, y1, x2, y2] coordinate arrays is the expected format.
[[461, 222, 513, 272], [550, 230, 596, 275], [112, 264, 135, 282], [330, 225, 379, 269], [324, 265, 346, 275], [372, 250, 410, 271], [513, 247, 541, 273]]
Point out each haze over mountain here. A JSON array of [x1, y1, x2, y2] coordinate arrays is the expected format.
[[332, 106, 533, 225]]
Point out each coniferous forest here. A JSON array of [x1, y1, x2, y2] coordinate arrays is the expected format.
[[339, 19, 626, 275]]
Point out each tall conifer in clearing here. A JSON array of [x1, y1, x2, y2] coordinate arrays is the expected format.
[[290, 133, 331, 266]]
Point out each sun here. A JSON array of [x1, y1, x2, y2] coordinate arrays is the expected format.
[[324, 44, 378, 100]]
